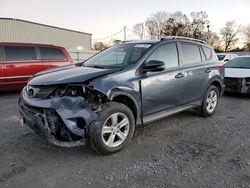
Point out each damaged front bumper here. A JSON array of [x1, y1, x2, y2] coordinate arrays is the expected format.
[[224, 77, 250, 93], [18, 87, 102, 147]]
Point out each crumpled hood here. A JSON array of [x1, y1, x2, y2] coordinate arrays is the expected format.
[[225, 68, 250, 78], [29, 65, 121, 86]]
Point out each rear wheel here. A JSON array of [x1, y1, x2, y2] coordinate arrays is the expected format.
[[200, 85, 219, 117], [88, 102, 135, 154]]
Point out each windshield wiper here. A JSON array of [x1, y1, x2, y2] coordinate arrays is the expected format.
[[84, 65, 107, 69]]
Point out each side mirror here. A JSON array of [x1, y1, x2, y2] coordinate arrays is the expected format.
[[143, 60, 165, 73], [224, 59, 229, 62]]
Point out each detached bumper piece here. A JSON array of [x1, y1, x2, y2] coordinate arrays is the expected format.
[[18, 91, 101, 147], [224, 77, 250, 94]]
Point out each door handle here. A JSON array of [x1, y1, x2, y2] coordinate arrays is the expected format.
[[205, 68, 212, 73], [6, 65, 16, 68], [175, 73, 184, 78]]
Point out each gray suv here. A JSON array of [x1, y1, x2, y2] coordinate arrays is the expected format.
[[18, 37, 224, 154]]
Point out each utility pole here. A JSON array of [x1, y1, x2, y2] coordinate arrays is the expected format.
[[124, 26, 127, 41], [207, 24, 210, 41]]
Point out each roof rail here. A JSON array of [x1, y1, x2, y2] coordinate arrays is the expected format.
[[161, 36, 207, 44], [121, 40, 137, 43]]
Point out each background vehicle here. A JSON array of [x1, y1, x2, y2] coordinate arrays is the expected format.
[[224, 56, 250, 93], [0, 43, 73, 92], [18, 37, 224, 154], [217, 53, 238, 64]]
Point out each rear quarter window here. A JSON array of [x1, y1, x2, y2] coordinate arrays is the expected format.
[[5, 46, 37, 61], [39, 47, 67, 60], [181, 43, 201, 65], [201, 46, 212, 60]]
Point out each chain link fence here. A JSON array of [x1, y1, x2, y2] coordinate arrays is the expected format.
[[69, 51, 98, 63]]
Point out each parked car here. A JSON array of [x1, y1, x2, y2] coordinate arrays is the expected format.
[[18, 37, 224, 154], [217, 53, 238, 64], [224, 56, 250, 93], [0, 43, 73, 92]]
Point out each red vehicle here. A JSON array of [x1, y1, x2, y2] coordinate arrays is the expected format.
[[0, 43, 73, 91]]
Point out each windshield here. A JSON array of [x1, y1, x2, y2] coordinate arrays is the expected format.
[[217, 55, 225, 61], [225, 57, 250, 69], [83, 43, 152, 68]]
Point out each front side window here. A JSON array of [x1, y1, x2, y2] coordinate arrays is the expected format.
[[84, 43, 151, 68], [147, 43, 179, 68], [39, 47, 67, 60], [181, 43, 201, 65], [5, 46, 36, 61]]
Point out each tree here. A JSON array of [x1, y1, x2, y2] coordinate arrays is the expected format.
[[220, 21, 240, 52], [162, 11, 190, 37], [209, 32, 221, 51], [190, 11, 209, 40], [243, 25, 250, 51], [93, 42, 109, 51], [133, 23, 144, 39], [145, 11, 168, 39]]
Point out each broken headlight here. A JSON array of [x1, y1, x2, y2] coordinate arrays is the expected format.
[[50, 85, 87, 98]]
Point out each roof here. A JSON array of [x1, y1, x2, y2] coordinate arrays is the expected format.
[[0, 17, 92, 36], [0, 42, 65, 48]]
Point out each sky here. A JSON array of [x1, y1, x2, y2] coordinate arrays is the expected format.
[[1, 0, 250, 42]]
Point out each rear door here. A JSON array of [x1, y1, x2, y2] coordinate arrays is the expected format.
[[39, 47, 69, 70], [4, 45, 42, 89], [178, 42, 212, 104]]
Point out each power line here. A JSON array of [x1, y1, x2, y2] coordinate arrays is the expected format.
[[92, 29, 124, 41]]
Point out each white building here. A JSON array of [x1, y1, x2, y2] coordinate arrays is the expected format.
[[0, 18, 95, 62]]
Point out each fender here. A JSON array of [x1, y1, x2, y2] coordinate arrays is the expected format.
[[203, 75, 224, 97], [109, 88, 142, 125]]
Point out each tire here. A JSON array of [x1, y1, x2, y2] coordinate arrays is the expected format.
[[88, 102, 135, 155], [200, 85, 220, 117]]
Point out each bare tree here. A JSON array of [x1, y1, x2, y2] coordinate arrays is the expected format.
[[145, 11, 168, 39], [190, 11, 209, 40], [209, 32, 221, 51], [244, 25, 250, 51], [133, 23, 144, 39], [220, 21, 240, 52], [93, 42, 109, 51], [145, 18, 156, 39], [162, 11, 190, 37]]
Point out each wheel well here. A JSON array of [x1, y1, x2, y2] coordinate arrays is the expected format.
[[210, 81, 222, 95], [112, 95, 137, 121]]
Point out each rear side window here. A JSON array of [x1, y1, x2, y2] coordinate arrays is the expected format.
[[147, 43, 179, 68], [202, 46, 212, 60], [181, 43, 201, 65], [5, 46, 36, 61], [39, 47, 67, 60]]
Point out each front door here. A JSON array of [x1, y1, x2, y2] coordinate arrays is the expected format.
[[140, 43, 185, 116]]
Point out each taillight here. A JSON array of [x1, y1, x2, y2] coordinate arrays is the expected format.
[[219, 62, 224, 68]]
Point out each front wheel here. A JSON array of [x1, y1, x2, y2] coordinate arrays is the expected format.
[[200, 85, 219, 117], [88, 102, 135, 155]]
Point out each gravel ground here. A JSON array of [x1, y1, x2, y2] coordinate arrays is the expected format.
[[0, 92, 250, 188]]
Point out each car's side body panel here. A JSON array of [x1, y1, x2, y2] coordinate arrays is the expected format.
[[0, 43, 73, 92]]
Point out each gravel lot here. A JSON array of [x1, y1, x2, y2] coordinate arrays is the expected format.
[[0, 92, 250, 188]]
